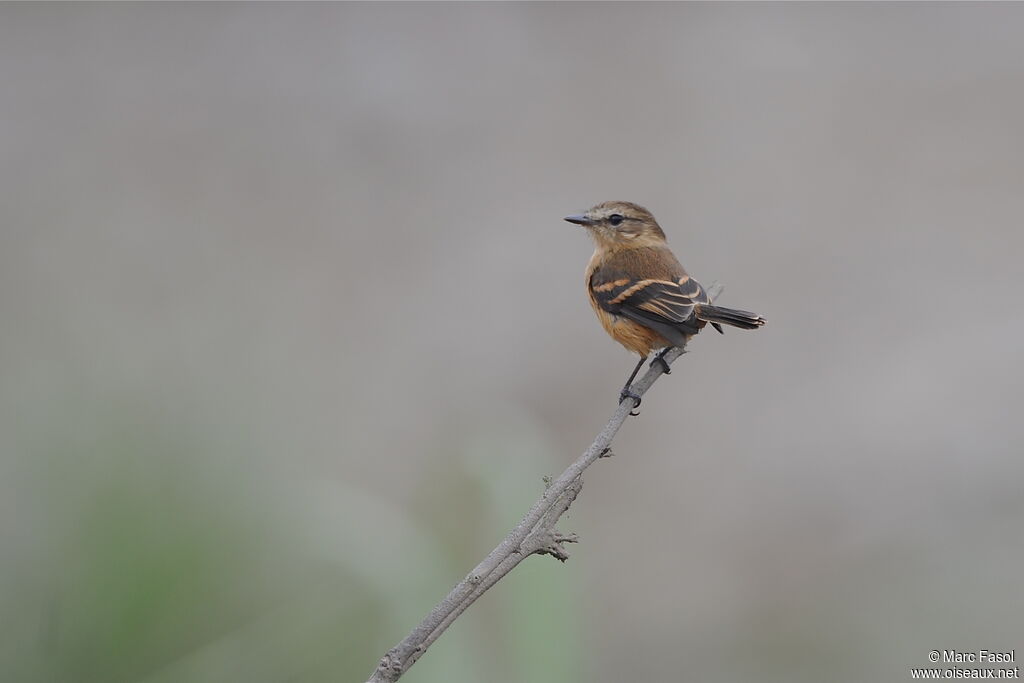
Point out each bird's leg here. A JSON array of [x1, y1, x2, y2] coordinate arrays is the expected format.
[[619, 355, 647, 415], [651, 347, 674, 374]]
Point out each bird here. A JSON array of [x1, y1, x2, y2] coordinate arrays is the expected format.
[[564, 200, 765, 411]]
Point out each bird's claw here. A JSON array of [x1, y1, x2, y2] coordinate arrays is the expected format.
[[651, 354, 672, 374], [619, 389, 642, 416]]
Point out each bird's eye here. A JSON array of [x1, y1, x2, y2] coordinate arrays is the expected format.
[[608, 214, 624, 226]]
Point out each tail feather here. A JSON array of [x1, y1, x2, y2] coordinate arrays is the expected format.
[[695, 304, 766, 331]]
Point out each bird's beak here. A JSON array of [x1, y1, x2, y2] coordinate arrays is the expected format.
[[564, 214, 595, 226]]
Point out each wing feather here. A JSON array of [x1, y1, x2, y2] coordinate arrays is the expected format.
[[589, 247, 708, 336]]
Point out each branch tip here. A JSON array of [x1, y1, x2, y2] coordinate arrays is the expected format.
[[553, 531, 578, 544]]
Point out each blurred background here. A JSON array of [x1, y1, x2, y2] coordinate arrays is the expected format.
[[2, 4, 1022, 682]]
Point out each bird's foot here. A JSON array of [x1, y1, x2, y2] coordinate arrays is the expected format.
[[619, 388, 642, 416], [651, 351, 672, 374]]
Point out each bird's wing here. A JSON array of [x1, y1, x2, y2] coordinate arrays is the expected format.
[[590, 277, 693, 323], [590, 247, 710, 329]]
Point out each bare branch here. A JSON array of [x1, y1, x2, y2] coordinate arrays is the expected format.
[[366, 284, 724, 683]]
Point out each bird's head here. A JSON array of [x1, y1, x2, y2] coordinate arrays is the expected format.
[[564, 201, 667, 249]]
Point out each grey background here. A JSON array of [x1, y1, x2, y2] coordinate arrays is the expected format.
[[2, 4, 1022, 682]]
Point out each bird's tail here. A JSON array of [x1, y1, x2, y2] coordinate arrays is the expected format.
[[695, 304, 766, 333]]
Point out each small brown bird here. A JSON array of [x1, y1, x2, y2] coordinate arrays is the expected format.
[[565, 200, 765, 409]]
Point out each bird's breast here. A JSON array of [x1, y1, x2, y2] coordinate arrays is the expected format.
[[588, 295, 667, 356]]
